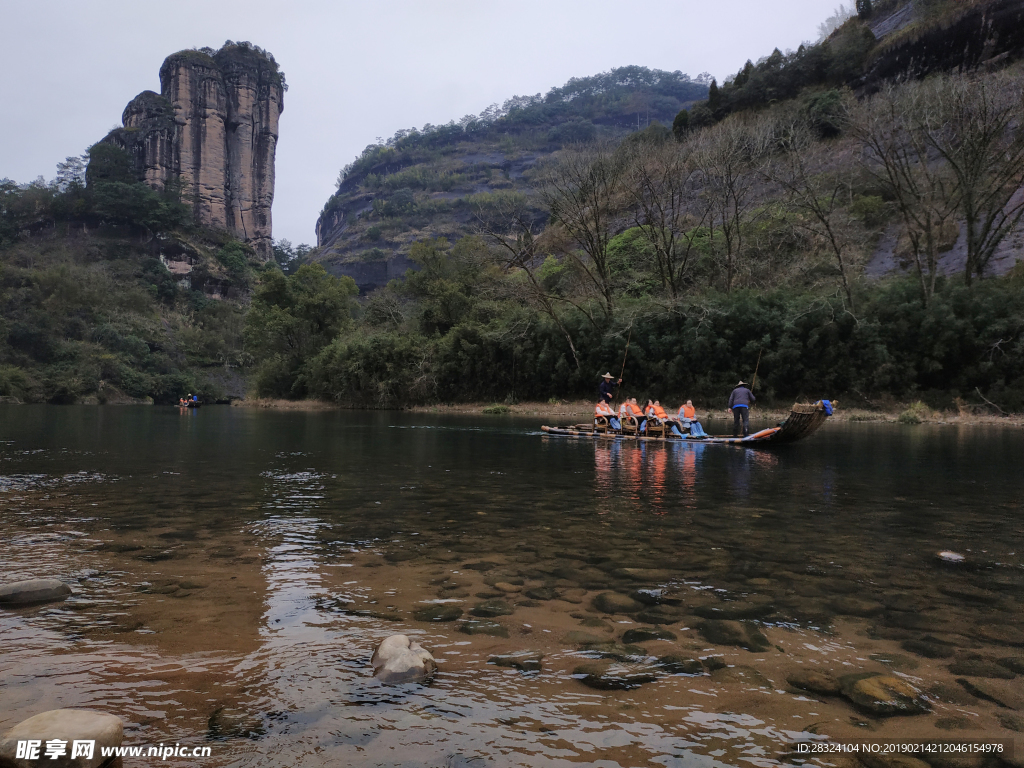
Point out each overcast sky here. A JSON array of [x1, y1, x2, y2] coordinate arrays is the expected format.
[[1, 0, 833, 246]]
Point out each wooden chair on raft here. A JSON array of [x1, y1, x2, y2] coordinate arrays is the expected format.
[[620, 415, 641, 436], [644, 418, 667, 438]]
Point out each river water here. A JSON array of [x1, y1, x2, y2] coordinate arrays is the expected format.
[[0, 405, 1021, 767]]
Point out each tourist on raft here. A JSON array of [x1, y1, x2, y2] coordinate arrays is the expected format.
[[678, 399, 708, 437], [728, 380, 756, 437], [647, 399, 685, 438], [598, 372, 621, 406], [621, 398, 645, 431], [594, 400, 621, 430]]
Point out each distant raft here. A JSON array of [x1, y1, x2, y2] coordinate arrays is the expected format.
[[541, 401, 836, 446]]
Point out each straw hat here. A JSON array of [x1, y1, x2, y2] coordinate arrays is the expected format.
[[737, 381, 746, 386], [601, 372, 615, 379]]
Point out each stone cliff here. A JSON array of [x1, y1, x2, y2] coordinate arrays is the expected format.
[[102, 42, 284, 259]]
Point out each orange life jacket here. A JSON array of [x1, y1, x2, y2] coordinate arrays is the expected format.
[[595, 402, 614, 418], [681, 404, 696, 419], [627, 403, 644, 417], [653, 405, 668, 420]]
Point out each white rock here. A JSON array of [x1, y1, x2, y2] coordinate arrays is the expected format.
[[371, 634, 437, 684], [0, 579, 72, 606], [0, 709, 122, 768], [937, 551, 966, 563]]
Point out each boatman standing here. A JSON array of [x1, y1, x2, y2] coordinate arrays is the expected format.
[[728, 380, 756, 437], [598, 372, 621, 406]]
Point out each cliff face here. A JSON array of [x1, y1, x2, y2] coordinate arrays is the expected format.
[[103, 42, 284, 258]]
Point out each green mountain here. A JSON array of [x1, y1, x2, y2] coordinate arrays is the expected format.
[[313, 66, 708, 292]]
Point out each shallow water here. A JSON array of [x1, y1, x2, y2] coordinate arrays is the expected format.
[[0, 405, 1022, 767]]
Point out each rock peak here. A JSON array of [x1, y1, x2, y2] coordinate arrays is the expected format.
[[101, 42, 284, 259]]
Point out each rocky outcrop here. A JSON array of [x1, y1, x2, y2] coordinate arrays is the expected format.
[[101, 42, 284, 259]]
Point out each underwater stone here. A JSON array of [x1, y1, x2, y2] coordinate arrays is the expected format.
[[591, 592, 643, 614], [787, 668, 841, 696], [698, 620, 770, 652], [839, 673, 930, 716], [0, 579, 72, 606], [412, 604, 463, 622]]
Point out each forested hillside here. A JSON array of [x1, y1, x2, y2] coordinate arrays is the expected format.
[[250, 0, 1024, 412], [314, 67, 709, 292], [0, 146, 266, 404]]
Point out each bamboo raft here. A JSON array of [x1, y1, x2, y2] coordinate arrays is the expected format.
[[541, 401, 835, 446]]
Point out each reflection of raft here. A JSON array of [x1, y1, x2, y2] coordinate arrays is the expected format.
[[178, 401, 202, 408], [541, 401, 835, 446]]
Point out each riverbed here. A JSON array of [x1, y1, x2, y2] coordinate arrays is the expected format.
[[1, 406, 1021, 767]]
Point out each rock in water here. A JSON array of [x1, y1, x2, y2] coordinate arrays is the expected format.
[[572, 661, 659, 690], [657, 655, 704, 675], [489, 652, 543, 672], [787, 668, 841, 696], [0, 579, 72, 606], [591, 592, 643, 614], [370, 635, 437, 684], [622, 627, 677, 644], [947, 657, 1016, 679], [0, 709, 122, 768], [839, 673, 930, 716], [698, 620, 770, 652], [457, 620, 510, 638], [412, 604, 463, 622], [936, 551, 966, 564], [470, 599, 514, 618]]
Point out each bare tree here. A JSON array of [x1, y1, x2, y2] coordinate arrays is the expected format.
[[915, 70, 1024, 284], [540, 144, 621, 318], [473, 195, 584, 369], [622, 138, 713, 299], [853, 81, 960, 304], [692, 119, 766, 293], [762, 117, 858, 311]]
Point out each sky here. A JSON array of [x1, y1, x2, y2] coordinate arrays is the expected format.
[[0, 0, 833, 247]]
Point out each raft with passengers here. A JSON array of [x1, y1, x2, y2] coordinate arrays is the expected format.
[[541, 373, 836, 446]]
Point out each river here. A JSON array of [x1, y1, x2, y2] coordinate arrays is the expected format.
[[1, 405, 1021, 767]]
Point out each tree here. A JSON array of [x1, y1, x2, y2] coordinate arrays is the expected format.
[[85, 143, 136, 186], [474, 194, 583, 369], [853, 81, 960, 304], [692, 118, 766, 292], [541, 144, 622, 318], [243, 264, 358, 397], [856, 0, 873, 18], [55, 155, 88, 192], [915, 71, 1024, 284], [762, 116, 858, 310], [672, 109, 690, 140], [622, 138, 712, 299]]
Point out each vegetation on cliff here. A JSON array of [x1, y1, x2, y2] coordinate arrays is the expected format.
[[0, 144, 269, 404], [314, 66, 709, 290], [272, 1, 1024, 412]]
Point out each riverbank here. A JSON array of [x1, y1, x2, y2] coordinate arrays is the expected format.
[[230, 397, 1024, 427]]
